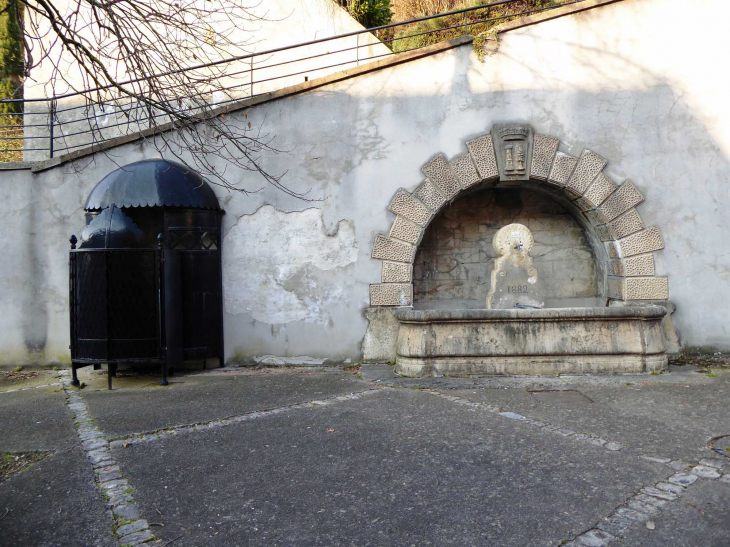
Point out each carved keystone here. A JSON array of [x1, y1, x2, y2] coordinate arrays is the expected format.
[[492, 124, 534, 184]]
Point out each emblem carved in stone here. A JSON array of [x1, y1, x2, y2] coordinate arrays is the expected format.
[[486, 223, 545, 309], [491, 124, 534, 183]]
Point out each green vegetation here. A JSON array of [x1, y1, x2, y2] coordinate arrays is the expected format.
[[340, 0, 394, 28], [0, 451, 48, 482], [389, 0, 561, 53], [0, 0, 23, 162]]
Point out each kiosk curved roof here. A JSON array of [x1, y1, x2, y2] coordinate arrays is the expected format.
[[84, 159, 220, 211]]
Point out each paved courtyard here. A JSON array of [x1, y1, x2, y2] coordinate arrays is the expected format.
[[0, 364, 729, 546]]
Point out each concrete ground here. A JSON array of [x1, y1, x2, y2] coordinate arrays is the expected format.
[[0, 364, 728, 546]]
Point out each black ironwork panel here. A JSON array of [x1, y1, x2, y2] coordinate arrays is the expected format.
[[72, 252, 108, 360], [106, 250, 159, 360], [180, 252, 223, 360]]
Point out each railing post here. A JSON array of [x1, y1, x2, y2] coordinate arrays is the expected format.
[[464, 12, 469, 35], [250, 57, 254, 97], [49, 99, 56, 158], [356, 34, 359, 66]]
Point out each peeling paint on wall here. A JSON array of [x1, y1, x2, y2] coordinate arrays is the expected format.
[[223, 206, 358, 324]]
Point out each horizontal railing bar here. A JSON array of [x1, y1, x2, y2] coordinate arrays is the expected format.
[[3, 0, 548, 103]]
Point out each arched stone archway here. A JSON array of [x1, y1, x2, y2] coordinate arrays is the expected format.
[[369, 124, 668, 307]]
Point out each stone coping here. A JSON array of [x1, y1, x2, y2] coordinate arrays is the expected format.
[[392, 305, 667, 322]]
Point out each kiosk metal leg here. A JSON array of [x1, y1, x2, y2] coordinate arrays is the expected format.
[[70, 364, 80, 386]]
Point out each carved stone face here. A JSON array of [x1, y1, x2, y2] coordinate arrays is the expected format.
[[492, 223, 534, 257]]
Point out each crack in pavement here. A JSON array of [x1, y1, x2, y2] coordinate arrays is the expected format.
[[104, 387, 386, 447]]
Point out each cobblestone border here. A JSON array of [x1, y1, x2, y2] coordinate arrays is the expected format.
[[107, 388, 385, 448], [57, 370, 156, 546]]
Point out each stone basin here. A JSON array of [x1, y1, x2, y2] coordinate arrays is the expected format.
[[392, 306, 668, 377]]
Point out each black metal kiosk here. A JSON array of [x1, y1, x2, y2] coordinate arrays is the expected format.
[[69, 159, 224, 389]]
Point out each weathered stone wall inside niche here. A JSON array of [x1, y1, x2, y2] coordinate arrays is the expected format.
[[413, 189, 600, 306]]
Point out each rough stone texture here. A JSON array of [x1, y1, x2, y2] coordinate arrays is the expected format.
[[547, 152, 578, 188], [575, 173, 619, 211], [372, 234, 416, 263], [626, 277, 669, 300], [369, 283, 413, 306], [607, 208, 644, 239], [449, 154, 480, 189], [381, 261, 412, 283], [466, 134, 499, 182], [607, 277, 669, 300], [617, 226, 665, 257], [388, 216, 422, 245], [413, 179, 447, 212], [392, 306, 668, 377], [598, 181, 645, 222], [584, 208, 610, 227], [422, 154, 461, 200], [565, 150, 607, 198], [605, 241, 619, 259], [609, 254, 655, 277], [530, 135, 559, 180], [362, 307, 400, 362], [413, 189, 599, 306], [486, 224, 545, 309], [387, 189, 432, 226]]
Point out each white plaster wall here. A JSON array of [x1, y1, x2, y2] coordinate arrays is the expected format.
[[2, 0, 729, 365], [22, 0, 389, 160]]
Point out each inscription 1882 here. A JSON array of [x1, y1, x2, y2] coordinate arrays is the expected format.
[[507, 285, 529, 294]]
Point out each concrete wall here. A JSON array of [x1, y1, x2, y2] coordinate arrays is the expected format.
[[2, 0, 730, 365], [414, 188, 600, 307]]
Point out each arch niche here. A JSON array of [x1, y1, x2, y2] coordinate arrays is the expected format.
[[370, 124, 669, 308]]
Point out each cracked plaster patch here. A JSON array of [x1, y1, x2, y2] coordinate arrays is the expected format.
[[223, 206, 358, 323]]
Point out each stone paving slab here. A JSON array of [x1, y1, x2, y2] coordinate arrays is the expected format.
[[83, 371, 369, 438], [612, 479, 730, 546], [448, 372, 730, 462], [0, 386, 77, 452], [113, 388, 668, 546], [0, 446, 117, 547]]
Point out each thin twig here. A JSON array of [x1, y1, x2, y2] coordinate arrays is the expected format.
[[0, 508, 9, 521], [162, 535, 183, 546]]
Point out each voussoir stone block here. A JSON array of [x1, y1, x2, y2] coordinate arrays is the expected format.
[[547, 152, 578, 188], [388, 189, 432, 226], [594, 223, 614, 241], [565, 150, 607, 198], [389, 216, 422, 245], [466, 134, 499, 182], [422, 154, 461, 200], [617, 226, 664, 257], [574, 172, 619, 211], [605, 241, 620, 259], [370, 283, 413, 306], [382, 261, 413, 283], [608, 208, 644, 239], [584, 208, 610, 227], [609, 254, 656, 277], [449, 154, 480, 189], [413, 179, 446, 212], [530, 135, 559, 181], [627, 277, 669, 300], [598, 180, 645, 222], [372, 234, 416, 263]]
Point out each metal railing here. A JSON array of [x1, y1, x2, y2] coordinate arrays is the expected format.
[[0, 0, 582, 160]]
